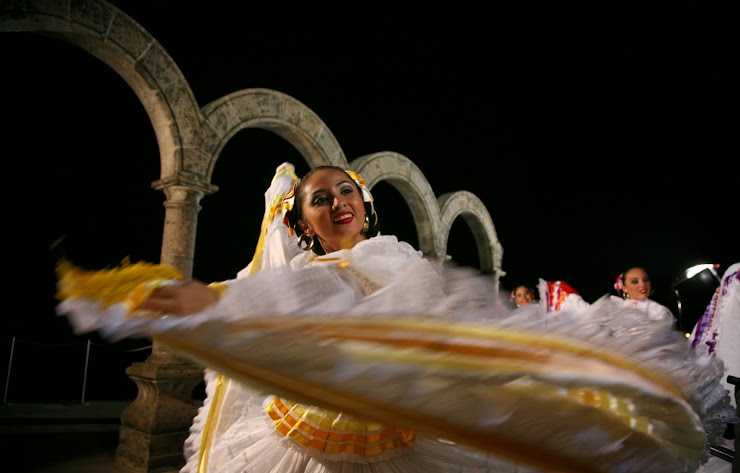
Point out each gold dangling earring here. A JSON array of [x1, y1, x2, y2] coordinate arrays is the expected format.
[[297, 233, 314, 251], [362, 214, 370, 233]]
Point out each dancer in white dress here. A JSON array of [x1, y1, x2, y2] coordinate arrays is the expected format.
[[611, 267, 676, 323], [690, 263, 739, 473], [130, 164, 513, 473], [528, 267, 675, 324], [510, 284, 536, 308], [56, 163, 736, 473]]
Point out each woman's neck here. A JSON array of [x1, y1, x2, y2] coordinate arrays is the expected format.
[[319, 234, 367, 254]]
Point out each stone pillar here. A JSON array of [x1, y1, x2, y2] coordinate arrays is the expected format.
[[155, 180, 214, 277], [115, 179, 216, 472], [115, 352, 204, 472]]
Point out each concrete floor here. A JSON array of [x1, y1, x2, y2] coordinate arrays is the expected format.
[[0, 402, 179, 473], [6, 429, 128, 473], [1, 402, 735, 473]]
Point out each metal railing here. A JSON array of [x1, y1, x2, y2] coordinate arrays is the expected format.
[[3, 336, 152, 405]]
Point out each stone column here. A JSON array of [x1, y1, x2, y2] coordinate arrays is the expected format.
[[116, 353, 204, 472], [115, 179, 216, 472]]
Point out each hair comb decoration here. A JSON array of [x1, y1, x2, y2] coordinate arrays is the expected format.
[[614, 273, 624, 293]]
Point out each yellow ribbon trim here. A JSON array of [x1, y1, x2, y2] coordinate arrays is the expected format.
[[196, 165, 299, 472], [207, 281, 229, 298], [197, 373, 227, 473], [248, 166, 298, 276], [265, 397, 414, 456]]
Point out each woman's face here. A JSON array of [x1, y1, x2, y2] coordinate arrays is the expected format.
[[297, 168, 367, 254], [622, 267, 651, 301], [514, 286, 534, 307]]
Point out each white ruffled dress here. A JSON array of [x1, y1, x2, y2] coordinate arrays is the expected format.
[[179, 235, 525, 473]]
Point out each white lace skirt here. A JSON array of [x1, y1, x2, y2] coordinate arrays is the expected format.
[[181, 371, 536, 473]]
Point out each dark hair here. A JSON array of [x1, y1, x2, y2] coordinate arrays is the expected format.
[[513, 284, 536, 294], [285, 165, 380, 255], [622, 266, 648, 277]]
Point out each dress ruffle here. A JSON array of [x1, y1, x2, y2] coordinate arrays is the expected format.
[[181, 371, 519, 473], [57, 255, 736, 473]]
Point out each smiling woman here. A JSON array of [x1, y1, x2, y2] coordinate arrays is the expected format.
[[285, 166, 379, 255], [56, 162, 736, 473], [611, 266, 675, 323]]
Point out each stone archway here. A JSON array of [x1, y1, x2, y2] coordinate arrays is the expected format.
[[349, 152, 504, 281], [0, 3, 351, 471], [200, 88, 348, 172], [438, 191, 504, 291], [0, 1, 348, 277], [0, 0, 504, 301], [349, 152, 444, 259], [1, 1, 505, 471]]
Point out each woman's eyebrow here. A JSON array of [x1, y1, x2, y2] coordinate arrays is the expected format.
[[309, 180, 353, 197], [308, 188, 327, 199]]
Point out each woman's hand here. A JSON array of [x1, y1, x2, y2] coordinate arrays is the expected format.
[[137, 279, 220, 316]]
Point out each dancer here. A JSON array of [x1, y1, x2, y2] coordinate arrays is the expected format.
[[534, 267, 675, 323], [690, 262, 740, 400], [612, 266, 676, 323], [64, 163, 508, 472], [690, 263, 739, 473], [536, 278, 591, 313], [510, 284, 536, 308], [57, 163, 735, 473]]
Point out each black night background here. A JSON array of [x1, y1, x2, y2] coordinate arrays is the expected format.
[[1, 2, 735, 403]]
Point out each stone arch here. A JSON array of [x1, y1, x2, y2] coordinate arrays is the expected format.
[[0, 0, 505, 277], [0, 0, 211, 186], [201, 88, 348, 174], [0, 2, 351, 183], [349, 152, 503, 279], [349, 152, 443, 259], [0, 0, 352, 276], [438, 191, 504, 284], [1, 0, 219, 278]]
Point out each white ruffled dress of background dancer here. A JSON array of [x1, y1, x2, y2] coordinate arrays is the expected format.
[[57, 163, 737, 473], [527, 270, 675, 324], [690, 263, 739, 409], [689, 263, 739, 473]]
